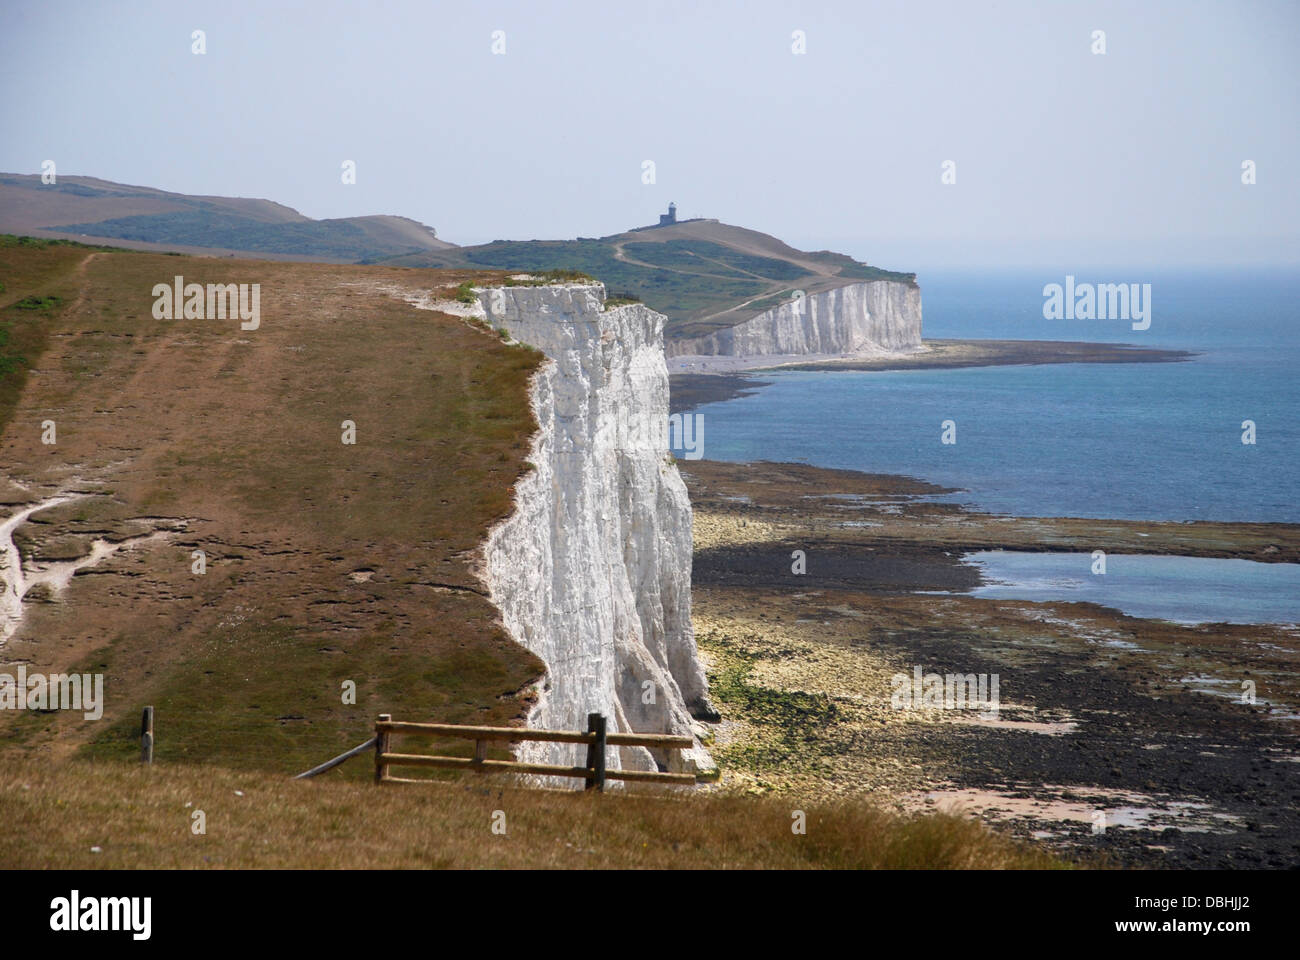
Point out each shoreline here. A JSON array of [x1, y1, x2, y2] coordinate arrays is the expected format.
[[669, 337, 1196, 412], [684, 459, 1300, 869]]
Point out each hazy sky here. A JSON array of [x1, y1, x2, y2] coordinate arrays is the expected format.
[[3, 0, 1297, 271]]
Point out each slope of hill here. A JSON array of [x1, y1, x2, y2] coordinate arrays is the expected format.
[[0, 237, 542, 774], [0, 174, 454, 262]]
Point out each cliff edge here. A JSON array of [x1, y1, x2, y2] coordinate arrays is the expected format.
[[667, 279, 924, 371], [476, 283, 715, 780]]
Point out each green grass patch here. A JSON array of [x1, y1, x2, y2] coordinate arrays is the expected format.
[[743, 289, 801, 313], [624, 239, 811, 283], [702, 630, 847, 778], [74, 613, 533, 779], [13, 295, 63, 311], [0, 246, 86, 432], [0, 324, 26, 378], [0, 234, 136, 253], [51, 210, 429, 261]]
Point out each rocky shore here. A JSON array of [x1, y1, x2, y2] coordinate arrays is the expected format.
[[683, 459, 1300, 869], [669, 338, 1195, 412]]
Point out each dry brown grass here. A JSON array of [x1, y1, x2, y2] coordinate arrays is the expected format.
[[0, 759, 1066, 869], [0, 240, 92, 433], [0, 243, 547, 774]]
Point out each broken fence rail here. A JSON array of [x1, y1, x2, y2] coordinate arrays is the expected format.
[[293, 736, 378, 780]]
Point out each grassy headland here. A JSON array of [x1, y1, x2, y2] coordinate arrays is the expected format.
[[0, 239, 546, 776]]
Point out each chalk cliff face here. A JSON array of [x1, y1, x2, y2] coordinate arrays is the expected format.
[[476, 284, 714, 780], [667, 280, 922, 358]]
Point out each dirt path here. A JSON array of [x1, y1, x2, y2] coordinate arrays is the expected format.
[[0, 490, 181, 647], [67, 251, 103, 313], [611, 240, 798, 326]]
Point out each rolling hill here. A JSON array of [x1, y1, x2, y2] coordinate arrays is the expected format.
[[0, 174, 454, 262], [0, 176, 914, 339], [381, 217, 916, 339]]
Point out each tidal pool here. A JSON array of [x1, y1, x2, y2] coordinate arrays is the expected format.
[[963, 551, 1300, 626]]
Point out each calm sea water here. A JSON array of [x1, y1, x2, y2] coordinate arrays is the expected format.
[[964, 551, 1300, 625], [682, 269, 1300, 523]]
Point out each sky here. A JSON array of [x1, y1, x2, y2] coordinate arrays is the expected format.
[[2, 0, 1297, 272]]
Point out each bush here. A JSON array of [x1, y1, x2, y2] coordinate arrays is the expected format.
[[538, 268, 595, 283]]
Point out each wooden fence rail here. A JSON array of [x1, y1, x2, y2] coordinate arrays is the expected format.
[[373, 712, 700, 791], [293, 736, 378, 780]]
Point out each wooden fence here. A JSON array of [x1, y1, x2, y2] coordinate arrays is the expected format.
[[373, 712, 700, 791]]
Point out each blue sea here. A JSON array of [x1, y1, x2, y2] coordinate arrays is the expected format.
[[681, 269, 1300, 524]]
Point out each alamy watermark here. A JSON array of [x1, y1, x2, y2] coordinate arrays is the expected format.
[[0, 667, 103, 720], [891, 666, 999, 718], [1042, 275, 1150, 331], [50, 891, 150, 940], [667, 413, 703, 460], [152, 275, 260, 330], [611, 413, 703, 460]]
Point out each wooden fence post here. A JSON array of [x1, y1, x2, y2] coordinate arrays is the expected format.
[[140, 706, 154, 765], [584, 712, 607, 792], [358, 716, 695, 787], [375, 714, 391, 784]]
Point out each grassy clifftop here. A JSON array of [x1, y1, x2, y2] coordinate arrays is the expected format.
[[0, 238, 544, 776]]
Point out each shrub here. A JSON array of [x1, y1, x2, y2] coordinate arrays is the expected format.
[[541, 268, 594, 282]]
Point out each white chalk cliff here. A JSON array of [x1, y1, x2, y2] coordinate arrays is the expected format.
[[476, 283, 715, 781], [666, 279, 923, 362]]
